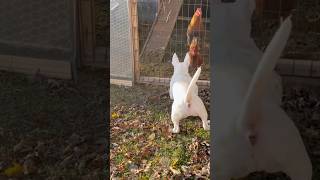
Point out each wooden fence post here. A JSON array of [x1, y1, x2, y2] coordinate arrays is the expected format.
[[129, 0, 140, 84]]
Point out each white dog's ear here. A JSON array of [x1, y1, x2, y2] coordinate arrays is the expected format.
[[172, 53, 179, 66], [183, 53, 190, 67]]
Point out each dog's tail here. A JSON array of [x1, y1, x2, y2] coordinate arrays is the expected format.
[[185, 67, 202, 106], [238, 16, 292, 130]]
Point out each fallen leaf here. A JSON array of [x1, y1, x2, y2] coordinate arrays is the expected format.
[[3, 162, 23, 177], [169, 166, 181, 175], [111, 112, 120, 119], [148, 133, 156, 141]]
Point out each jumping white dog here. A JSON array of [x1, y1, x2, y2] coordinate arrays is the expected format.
[[212, 16, 312, 180], [169, 53, 209, 133]]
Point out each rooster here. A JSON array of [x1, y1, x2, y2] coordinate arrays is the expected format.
[[188, 37, 203, 69], [187, 8, 204, 46]]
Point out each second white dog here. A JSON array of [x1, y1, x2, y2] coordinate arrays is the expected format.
[[169, 53, 209, 133]]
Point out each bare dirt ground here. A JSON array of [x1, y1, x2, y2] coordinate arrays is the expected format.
[[0, 68, 107, 179]]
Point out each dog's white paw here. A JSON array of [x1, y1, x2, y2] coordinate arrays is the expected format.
[[172, 127, 180, 133], [203, 123, 210, 131]]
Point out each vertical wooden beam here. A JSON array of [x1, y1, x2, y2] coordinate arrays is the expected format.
[[129, 0, 140, 83], [157, 0, 162, 17], [92, 0, 97, 49], [79, 0, 96, 65]]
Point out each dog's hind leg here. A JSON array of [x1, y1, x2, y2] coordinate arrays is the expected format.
[[200, 109, 209, 131], [171, 105, 183, 133], [169, 86, 173, 100], [171, 113, 182, 133], [194, 97, 209, 131]]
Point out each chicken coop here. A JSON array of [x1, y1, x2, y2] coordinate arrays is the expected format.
[[0, 0, 77, 79], [0, 0, 107, 80], [110, 0, 320, 88], [252, 0, 320, 86], [110, 0, 210, 86]]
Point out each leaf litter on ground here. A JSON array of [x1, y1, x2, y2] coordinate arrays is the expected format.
[[0, 68, 107, 179], [110, 84, 210, 179]]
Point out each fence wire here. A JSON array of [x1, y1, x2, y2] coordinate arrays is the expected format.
[[251, 0, 320, 78], [110, 0, 133, 80], [136, 0, 320, 86], [138, 0, 210, 83]]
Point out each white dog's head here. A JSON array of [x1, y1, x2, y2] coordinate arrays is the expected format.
[[172, 53, 190, 75]]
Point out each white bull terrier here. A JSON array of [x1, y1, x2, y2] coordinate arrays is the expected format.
[[212, 16, 312, 180], [169, 53, 209, 133]]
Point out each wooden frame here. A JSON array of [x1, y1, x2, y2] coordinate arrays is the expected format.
[[78, 0, 95, 65], [111, 78, 133, 86], [129, 0, 140, 83], [277, 58, 320, 78], [78, 0, 107, 68], [0, 55, 71, 79], [139, 76, 210, 87]]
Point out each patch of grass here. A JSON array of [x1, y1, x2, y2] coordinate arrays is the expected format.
[[171, 144, 189, 169], [114, 153, 125, 165], [139, 174, 150, 180], [151, 110, 168, 122], [110, 84, 210, 179], [195, 129, 210, 139]]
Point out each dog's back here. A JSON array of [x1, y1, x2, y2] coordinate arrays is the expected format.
[[170, 53, 199, 103], [169, 53, 209, 133], [172, 76, 192, 102]]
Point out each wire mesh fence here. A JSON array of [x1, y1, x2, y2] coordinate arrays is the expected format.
[[251, 0, 320, 78], [138, 0, 210, 84], [110, 0, 134, 81], [110, 0, 320, 86]]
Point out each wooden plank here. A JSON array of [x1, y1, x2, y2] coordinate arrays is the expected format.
[[92, 0, 96, 49], [312, 61, 320, 77], [282, 76, 320, 87], [110, 78, 133, 87], [79, 0, 95, 64], [293, 60, 312, 77], [129, 0, 140, 83], [277, 58, 320, 78], [141, 0, 183, 61], [276, 58, 294, 75], [94, 46, 107, 63], [0, 55, 71, 79], [138, 76, 210, 87]]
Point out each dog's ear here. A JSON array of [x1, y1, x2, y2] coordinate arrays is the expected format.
[[172, 53, 179, 66], [183, 53, 190, 67]]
